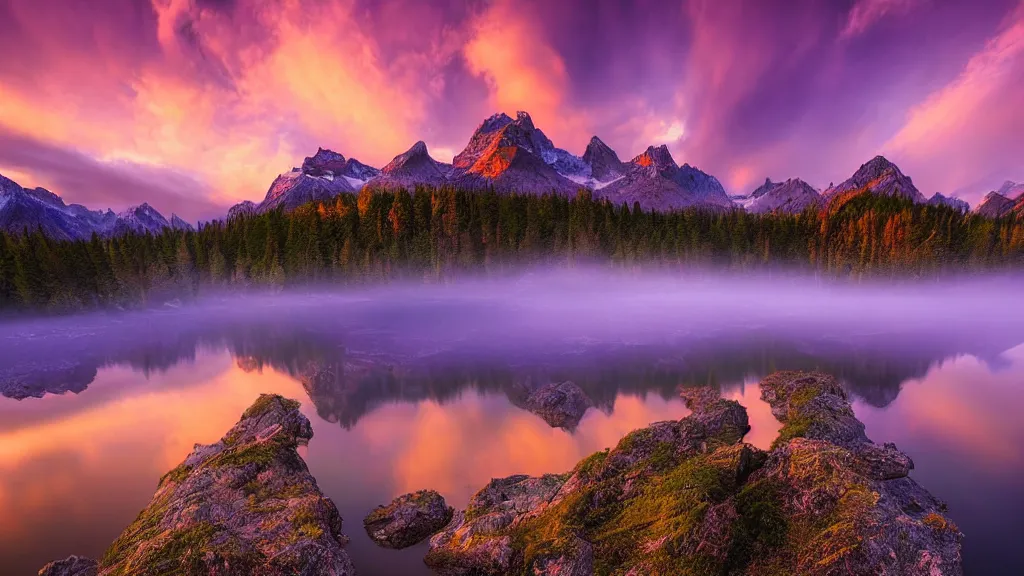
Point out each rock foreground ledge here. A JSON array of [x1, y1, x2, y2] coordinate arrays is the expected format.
[[363, 490, 454, 549], [39, 394, 355, 576], [424, 371, 963, 576]]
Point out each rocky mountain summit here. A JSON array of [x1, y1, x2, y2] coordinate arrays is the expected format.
[[0, 172, 188, 240], [746, 178, 821, 214], [371, 141, 452, 190], [597, 145, 734, 211], [39, 394, 355, 576], [581, 136, 625, 183], [236, 147, 382, 215], [823, 155, 928, 208], [448, 112, 582, 196], [422, 371, 962, 575]]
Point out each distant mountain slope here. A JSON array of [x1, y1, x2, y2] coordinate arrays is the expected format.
[[0, 172, 184, 240], [974, 192, 1016, 218], [926, 193, 969, 213], [597, 145, 734, 211], [368, 141, 451, 190], [747, 178, 820, 214], [823, 156, 927, 209], [997, 180, 1024, 200], [231, 148, 381, 215]]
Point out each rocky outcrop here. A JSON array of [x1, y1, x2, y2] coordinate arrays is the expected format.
[[425, 371, 962, 576], [364, 490, 454, 549], [38, 394, 355, 576], [38, 556, 98, 576], [522, 380, 593, 430]]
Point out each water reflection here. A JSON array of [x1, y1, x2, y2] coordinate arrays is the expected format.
[[0, 290, 1022, 574]]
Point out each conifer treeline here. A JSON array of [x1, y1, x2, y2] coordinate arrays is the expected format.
[[2, 187, 1023, 313]]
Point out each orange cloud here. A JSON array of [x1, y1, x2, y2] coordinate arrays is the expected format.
[[463, 0, 589, 150], [0, 0, 459, 215]]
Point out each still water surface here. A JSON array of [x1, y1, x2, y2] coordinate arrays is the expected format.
[[1, 275, 1023, 575]]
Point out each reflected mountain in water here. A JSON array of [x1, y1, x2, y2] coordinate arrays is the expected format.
[[3, 300, 1021, 428]]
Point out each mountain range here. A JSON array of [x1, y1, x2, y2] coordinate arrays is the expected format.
[[0, 173, 193, 241], [232, 111, 737, 216], [973, 181, 1024, 218], [2, 110, 1013, 240]]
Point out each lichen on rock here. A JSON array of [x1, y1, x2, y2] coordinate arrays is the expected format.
[[39, 394, 356, 576]]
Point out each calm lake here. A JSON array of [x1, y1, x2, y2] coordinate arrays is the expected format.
[[2, 272, 1023, 575]]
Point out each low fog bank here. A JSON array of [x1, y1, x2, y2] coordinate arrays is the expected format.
[[2, 267, 1022, 359]]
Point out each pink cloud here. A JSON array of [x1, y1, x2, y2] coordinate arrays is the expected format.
[[885, 2, 1024, 200], [463, 0, 592, 150], [841, 0, 925, 40]]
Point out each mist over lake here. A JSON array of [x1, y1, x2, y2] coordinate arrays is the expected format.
[[2, 269, 1023, 575]]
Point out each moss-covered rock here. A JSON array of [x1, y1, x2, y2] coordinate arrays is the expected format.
[[364, 489, 454, 549], [41, 394, 355, 576], [425, 374, 963, 576]]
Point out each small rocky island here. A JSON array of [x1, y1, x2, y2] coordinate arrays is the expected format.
[[39, 394, 355, 576], [422, 371, 963, 575], [510, 379, 593, 430], [363, 490, 454, 549], [40, 372, 963, 575]]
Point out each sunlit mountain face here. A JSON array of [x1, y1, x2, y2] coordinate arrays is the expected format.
[[0, 0, 1021, 221]]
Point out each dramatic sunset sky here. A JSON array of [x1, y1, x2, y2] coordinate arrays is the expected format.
[[1, 0, 1022, 220]]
